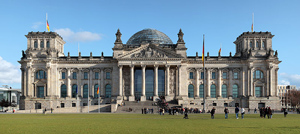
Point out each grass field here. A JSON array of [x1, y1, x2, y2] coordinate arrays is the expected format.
[[0, 113, 299, 134]]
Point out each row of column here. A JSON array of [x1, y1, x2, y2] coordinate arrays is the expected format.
[[125, 65, 170, 99]]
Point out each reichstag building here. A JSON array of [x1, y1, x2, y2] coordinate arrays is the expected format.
[[19, 28, 281, 112]]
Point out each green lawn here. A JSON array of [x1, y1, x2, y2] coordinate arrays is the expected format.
[[0, 113, 299, 134]]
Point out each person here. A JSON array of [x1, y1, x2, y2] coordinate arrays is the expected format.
[[241, 107, 245, 119], [142, 108, 144, 114], [248, 108, 250, 114], [162, 108, 165, 115], [268, 107, 272, 119], [44, 108, 47, 114], [51, 108, 53, 113], [235, 106, 239, 119], [254, 108, 257, 113], [284, 108, 288, 117], [183, 108, 189, 119], [224, 107, 229, 119], [211, 107, 216, 119]]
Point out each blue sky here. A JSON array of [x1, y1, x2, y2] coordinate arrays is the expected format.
[[0, 0, 299, 89]]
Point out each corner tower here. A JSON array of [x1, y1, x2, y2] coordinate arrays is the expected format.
[[25, 32, 66, 59], [234, 31, 275, 58]]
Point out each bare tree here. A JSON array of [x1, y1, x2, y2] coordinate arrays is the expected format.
[[287, 89, 300, 108]]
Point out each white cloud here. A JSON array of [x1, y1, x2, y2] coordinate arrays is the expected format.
[[0, 57, 21, 84], [31, 22, 43, 29], [54, 28, 102, 42], [279, 80, 290, 85], [279, 73, 300, 87]]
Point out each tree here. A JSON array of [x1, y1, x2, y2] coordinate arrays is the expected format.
[[287, 89, 300, 108]]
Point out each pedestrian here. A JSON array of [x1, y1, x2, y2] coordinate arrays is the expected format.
[[51, 108, 53, 113], [44, 108, 47, 114], [268, 107, 272, 119], [142, 108, 144, 114], [224, 107, 229, 119], [248, 108, 250, 114], [254, 108, 257, 113], [235, 106, 239, 119], [284, 108, 288, 117], [162, 109, 165, 115], [241, 107, 245, 119], [183, 108, 189, 119], [211, 107, 216, 119]]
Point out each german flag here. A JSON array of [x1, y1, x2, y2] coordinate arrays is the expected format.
[[97, 86, 99, 94], [47, 20, 50, 32]]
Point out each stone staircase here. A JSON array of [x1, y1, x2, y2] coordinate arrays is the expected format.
[[115, 100, 180, 114]]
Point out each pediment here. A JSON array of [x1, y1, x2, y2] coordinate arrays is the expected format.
[[117, 44, 182, 59]]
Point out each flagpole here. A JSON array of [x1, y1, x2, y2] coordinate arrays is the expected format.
[[88, 84, 89, 113], [203, 34, 206, 112], [46, 13, 47, 32]]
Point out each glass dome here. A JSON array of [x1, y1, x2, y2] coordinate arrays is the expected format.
[[126, 28, 173, 46]]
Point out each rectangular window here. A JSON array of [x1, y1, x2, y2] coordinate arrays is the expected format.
[[189, 72, 193, 79], [84, 72, 88, 79], [95, 72, 99, 79], [35, 103, 41, 109], [213, 103, 217, 106], [37, 86, 44, 98], [212, 72, 216, 79], [61, 103, 65, 108], [106, 72, 111, 79], [73, 72, 77, 79], [255, 86, 262, 97], [72, 103, 76, 107], [222, 72, 227, 79], [201, 72, 204, 79], [234, 72, 238, 79], [62, 72, 65, 79], [224, 103, 228, 107]]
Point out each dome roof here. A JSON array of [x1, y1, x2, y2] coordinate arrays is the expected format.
[[126, 28, 173, 45]]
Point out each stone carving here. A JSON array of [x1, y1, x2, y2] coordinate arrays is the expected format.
[[131, 47, 168, 58]]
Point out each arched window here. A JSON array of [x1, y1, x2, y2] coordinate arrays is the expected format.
[[211, 84, 216, 98], [61, 84, 67, 98], [94, 84, 99, 98], [40, 41, 44, 48], [253, 70, 264, 79], [72, 85, 77, 98], [232, 84, 239, 98], [46, 41, 50, 48], [35, 70, 47, 79], [250, 41, 253, 48], [262, 41, 265, 48], [256, 41, 259, 48], [188, 84, 194, 98], [222, 84, 227, 98], [34, 41, 38, 48], [199, 84, 204, 98], [105, 84, 111, 98], [83, 84, 88, 98]]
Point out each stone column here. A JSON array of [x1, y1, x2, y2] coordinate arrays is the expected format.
[[206, 69, 211, 97], [129, 65, 135, 101], [229, 69, 233, 97], [78, 69, 82, 97], [119, 65, 123, 96], [165, 65, 170, 96], [196, 69, 200, 97], [177, 65, 181, 96], [154, 65, 158, 98], [218, 69, 222, 98], [21, 68, 26, 96], [141, 65, 146, 101], [275, 68, 279, 97], [67, 68, 71, 97], [26, 67, 32, 97], [249, 67, 254, 96], [89, 68, 92, 97], [269, 66, 273, 96]]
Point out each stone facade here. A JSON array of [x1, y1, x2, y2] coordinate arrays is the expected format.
[[19, 29, 282, 112]]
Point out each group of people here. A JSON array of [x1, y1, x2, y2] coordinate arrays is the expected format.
[[259, 107, 273, 119], [142, 108, 154, 114]]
